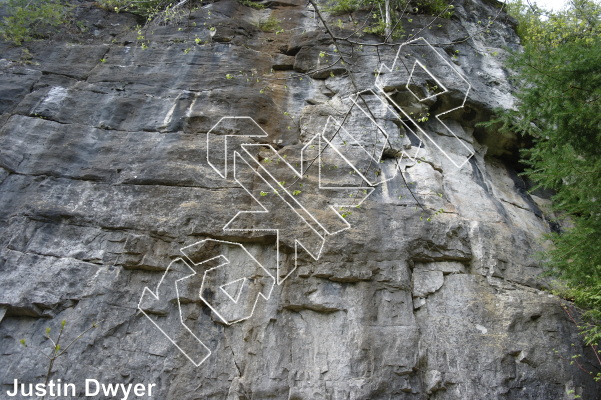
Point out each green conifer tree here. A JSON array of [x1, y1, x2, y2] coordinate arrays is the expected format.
[[498, 0, 601, 344]]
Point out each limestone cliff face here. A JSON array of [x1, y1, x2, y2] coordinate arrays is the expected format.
[[0, 0, 599, 399]]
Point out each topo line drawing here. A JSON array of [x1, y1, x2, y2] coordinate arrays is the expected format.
[[139, 37, 474, 366]]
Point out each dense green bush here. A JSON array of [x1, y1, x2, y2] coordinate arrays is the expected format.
[[414, 0, 453, 17], [325, 0, 452, 38], [1, 0, 72, 45], [495, 0, 601, 346]]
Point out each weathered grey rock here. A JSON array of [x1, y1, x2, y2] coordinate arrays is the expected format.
[[0, 0, 599, 399], [412, 269, 444, 298]]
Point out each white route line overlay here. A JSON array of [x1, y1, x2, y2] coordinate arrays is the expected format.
[[224, 150, 327, 285], [220, 277, 246, 304], [205, 38, 473, 284], [209, 117, 379, 284], [140, 37, 475, 367], [138, 258, 211, 367], [374, 37, 474, 169], [138, 239, 275, 366]]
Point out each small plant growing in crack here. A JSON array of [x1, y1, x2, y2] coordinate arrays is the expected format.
[[19, 319, 101, 399]]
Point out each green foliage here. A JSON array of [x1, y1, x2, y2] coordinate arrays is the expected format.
[[19, 319, 100, 387], [257, 16, 282, 33], [237, 0, 266, 9], [99, 0, 167, 17], [509, 0, 601, 46], [563, 284, 601, 346], [497, 0, 601, 345], [414, 0, 454, 18], [325, 0, 452, 38], [1, 0, 72, 45], [325, 0, 405, 38], [326, 0, 363, 14], [326, 0, 452, 16], [99, 0, 198, 22]]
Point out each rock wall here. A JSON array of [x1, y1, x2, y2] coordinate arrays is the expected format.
[[0, 0, 599, 399]]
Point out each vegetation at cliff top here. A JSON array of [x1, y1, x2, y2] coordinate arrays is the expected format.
[[0, 0, 455, 45], [0, 0, 201, 44], [0, 0, 72, 45], [98, 0, 197, 18], [325, 0, 454, 39], [497, 0, 601, 350]]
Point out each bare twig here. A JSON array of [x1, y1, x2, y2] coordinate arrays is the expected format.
[[19, 320, 102, 400], [306, 0, 427, 211]]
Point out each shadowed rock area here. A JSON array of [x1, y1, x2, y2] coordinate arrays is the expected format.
[[0, 0, 599, 399]]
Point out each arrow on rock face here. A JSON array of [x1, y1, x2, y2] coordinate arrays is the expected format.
[[225, 150, 328, 284], [206, 116, 269, 179], [138, 258, 211, 367], [203, 38, 474, 286], [374, 37, 474, 169], [139, 239, 275, 364], [209, 115, 376, 284]]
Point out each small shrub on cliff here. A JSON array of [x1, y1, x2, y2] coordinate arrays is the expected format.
[[257, 16, 282, 33], [327, 0, 451, 15], [99, 0, 170, 17], [414, 0, 453, 17], [99, 0, 200, 21], [237, 0, 266, 10], [325, 0, 452, 39], [19, 320, 100, 388], [1, 0, 72, 45]]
